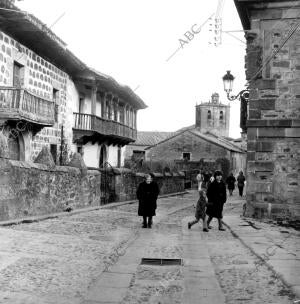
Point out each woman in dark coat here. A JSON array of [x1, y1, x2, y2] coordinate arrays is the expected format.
[[137, 173, 160, 228], [206, 170, 227, 231], [226, 172, 236, 196], [237, 171, 246, 197]]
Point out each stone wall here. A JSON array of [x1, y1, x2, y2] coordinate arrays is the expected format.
[[0, 158, 101, 221], [0, 158, 185, 221], [105, 168, 185, 203], [240, 2, 300, 220]]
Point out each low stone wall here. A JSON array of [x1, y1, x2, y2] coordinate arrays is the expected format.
[[0, 158, 101, 221], [0, 159, 186, 221], [111, 169, 185, 202]]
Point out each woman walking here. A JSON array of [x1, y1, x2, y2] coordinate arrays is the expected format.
[[237, 171, 246, 197], [137, 173, 160, 228], [206, 170, 227, 231], [226, 172, 236, 196]]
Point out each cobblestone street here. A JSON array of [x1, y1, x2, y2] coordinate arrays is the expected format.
[[0, 191, 298, 304]]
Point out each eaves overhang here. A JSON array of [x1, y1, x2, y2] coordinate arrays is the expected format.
[[0, 0, 87, 75], [75, 68, 148, 110], [234, 0, 300, 30]]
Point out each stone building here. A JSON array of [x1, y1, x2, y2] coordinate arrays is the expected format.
[[0, 0, 146, 167], [125, 92, 245, 176], [124, 131, 175, 161], [234, 0, 300, 219], [195, 93, 230, 137], [145, 129, 246, 176]]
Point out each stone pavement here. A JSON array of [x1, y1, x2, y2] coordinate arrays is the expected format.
[[223, 214, 300, 300], [83, 199, 194, 304], [0, 190, 299, 303], [83, 191, 300, 303], [84, 207, 226, 304], [181, 217, 226, 304]]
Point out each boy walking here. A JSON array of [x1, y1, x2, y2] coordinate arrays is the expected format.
[[188, 189, 209, 232]]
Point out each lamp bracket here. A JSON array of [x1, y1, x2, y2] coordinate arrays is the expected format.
[[227, 89, 249, 102]]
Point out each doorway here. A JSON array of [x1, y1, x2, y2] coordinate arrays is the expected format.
[[99, 145, 107, 168]]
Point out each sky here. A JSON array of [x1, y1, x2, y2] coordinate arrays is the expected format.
[[18, 0, 247, 138]]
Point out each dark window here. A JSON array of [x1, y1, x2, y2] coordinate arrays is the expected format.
[[53, 89, 59, 122], [132, 150, 145, 161], [79, 97, 84, 113], [50, 144, 57, 164], [220, 111, 224, 120], [117, 147, 122, 167], [182, 152, 191, 161], [8, 133, 20, 160], [207, 110, 211, 120], [77, 146, 83, 155], [13, 61, 24, 88], [54, 105, 58, 123], [99, 145, 107, 168]]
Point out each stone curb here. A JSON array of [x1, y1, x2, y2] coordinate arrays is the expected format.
[[0, 191, 188, 227], [222, 218, 300, 299]]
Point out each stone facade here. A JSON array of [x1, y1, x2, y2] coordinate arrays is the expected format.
[[146, 131, 230, 162], [234, 0, 300, 219], [145, 129, 246, 176], [0, 30, 72, 161]]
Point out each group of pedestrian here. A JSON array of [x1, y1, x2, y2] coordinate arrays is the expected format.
[[136, 169, 245, 231], [226, 171, 246, 197], [188, 170, 227, 232]]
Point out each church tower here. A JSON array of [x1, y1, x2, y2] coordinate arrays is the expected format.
[[195, 93, 230, 137]]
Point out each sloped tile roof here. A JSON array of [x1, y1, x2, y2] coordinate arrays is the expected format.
[[143, 127, 245, 153], [189, 129, 245, 153], [0, 0, 147, 110], [130, 131, 176, 146]]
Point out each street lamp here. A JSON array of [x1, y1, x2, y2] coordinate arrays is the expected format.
[[222, 70, 250, 132], [222, 70, 249, 101]]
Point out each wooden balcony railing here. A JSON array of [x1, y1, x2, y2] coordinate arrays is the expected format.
[[73, 112, 137, 141], [0, 87, 55, 125]]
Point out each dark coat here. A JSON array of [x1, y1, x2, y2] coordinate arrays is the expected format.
[[137, 181, 160, 216], [237, 174, 245, 187], [206, 180, 227, 218], [226, 175, 236, 190]]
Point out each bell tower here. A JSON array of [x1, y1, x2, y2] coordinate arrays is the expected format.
[[195, 93, 230, 137]]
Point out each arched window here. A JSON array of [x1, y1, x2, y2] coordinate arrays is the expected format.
[[207, 110, 211, 119], [220, 111, 224, 120]]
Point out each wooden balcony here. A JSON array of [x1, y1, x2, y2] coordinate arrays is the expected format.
[[0, 87, 55, 126], [73, 112, 137, 144]]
